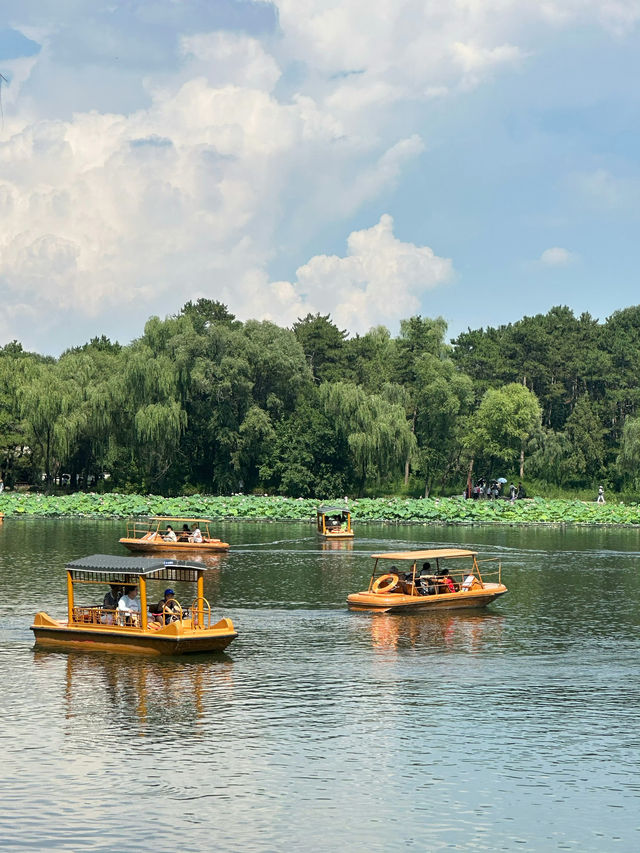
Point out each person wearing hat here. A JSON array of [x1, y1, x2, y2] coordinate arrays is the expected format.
[[150, 588, 180, 624]]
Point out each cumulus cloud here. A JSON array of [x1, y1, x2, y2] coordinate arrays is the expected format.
[[539, 247, 576, 266], [0, 1, 638, 351], [243, 215, 453, 333]]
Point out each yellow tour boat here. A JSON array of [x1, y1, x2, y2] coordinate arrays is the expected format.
[[31, 554, 238, 655], [119, 516, 230, 553], [316, 505, 354, 539], [347, 548, 507, 612]]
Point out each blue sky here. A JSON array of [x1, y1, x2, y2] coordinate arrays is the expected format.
[[0, 1, 639, 354]]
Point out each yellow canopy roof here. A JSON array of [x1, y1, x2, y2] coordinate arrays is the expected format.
[[371, 549, 477, 561], [150, 517, 212, 524]]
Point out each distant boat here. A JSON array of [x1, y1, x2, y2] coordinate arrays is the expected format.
[[119, 516, 230, 553], [316, 505, 354, 539]]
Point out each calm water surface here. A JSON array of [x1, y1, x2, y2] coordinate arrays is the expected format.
[[1, 519, 639, 851]]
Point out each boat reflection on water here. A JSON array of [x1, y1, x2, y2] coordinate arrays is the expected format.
[[33, 648, 234, 730], [366, 610, 505, 652], [321, 538, 354, 552]]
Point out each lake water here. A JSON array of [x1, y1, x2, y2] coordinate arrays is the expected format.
[[1, 518, 639, 851]]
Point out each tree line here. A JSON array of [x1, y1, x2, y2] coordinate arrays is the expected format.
[[2, 300, 640, 497]]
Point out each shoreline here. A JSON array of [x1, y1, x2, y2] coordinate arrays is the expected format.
[[1, 492, 639, 527]]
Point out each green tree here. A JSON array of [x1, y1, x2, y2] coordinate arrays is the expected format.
[[292, 313, 348, 384], [465, 383, 542, 479], [564, 396, 606, 482], [320, 381, 416, 494], [526, 427, 574, 486], [617, 416, 640, 489]]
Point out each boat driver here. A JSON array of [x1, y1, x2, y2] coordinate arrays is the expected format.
[[150, 588, 180, 624]]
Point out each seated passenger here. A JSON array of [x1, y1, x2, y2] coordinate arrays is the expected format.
[[101, 584, 122, 623], [163, 524, 177, 542], [117, 585, 141, 625], [189, 525, 203, 543], [416, 562, 435, 595], [441, 572, 457, 593], [178, 524, 191, 541]]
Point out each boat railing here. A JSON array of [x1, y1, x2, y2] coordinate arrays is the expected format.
[[124, 520, 160, 540], [72, 606, 148, 627], [72, 606, 109, 625], [473, 559, 502, 585], [191, 597, 212, 629]]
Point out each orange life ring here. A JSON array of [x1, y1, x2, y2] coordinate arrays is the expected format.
[[372, 573, 399, 594]]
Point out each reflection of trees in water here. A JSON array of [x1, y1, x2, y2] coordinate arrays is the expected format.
[[368, 611, 505, 652], [34, 649, 233, 734]]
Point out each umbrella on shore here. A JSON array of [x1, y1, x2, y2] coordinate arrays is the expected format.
[[497, 477, 507, 484]]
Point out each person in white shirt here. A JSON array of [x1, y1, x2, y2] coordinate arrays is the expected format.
[[189, 525, 203, 543], [163, 524, 177, 542], [118, 586, 141, 625]]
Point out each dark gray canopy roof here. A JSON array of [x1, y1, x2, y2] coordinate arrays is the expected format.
[[66, 553, 207, 583]]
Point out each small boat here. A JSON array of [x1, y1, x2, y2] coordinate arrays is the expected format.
[[316, 505, 354, 539], [347, 548, 507, 612], [119, 516, 230, 553], [31, 554, 238, 655]]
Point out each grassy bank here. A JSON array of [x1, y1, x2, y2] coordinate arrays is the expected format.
[[1, 492, 639, 525]]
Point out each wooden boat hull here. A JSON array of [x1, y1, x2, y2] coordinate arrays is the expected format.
[[31, 612, 237, 656], [319, 531, 355, 540], [119, 537, 230, 553], [347, 583, 508, 612]]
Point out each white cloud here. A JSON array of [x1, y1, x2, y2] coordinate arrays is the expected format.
[[570, 168, 640, 209], [243, 215, 453, 334], [1, 1, 638, 351], [179, 32, 281, 91], [539, 247, 576, 266]]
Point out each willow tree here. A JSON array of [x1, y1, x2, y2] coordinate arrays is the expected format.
[[464, 382, 542, 480], [388, 315, 455, 489], [0, 345, 37, 484], [320, 381, 416, 494], [119, 342, 188, 490], [18, 360, 85, 487], [617, 416, 640, 490], [411, 354, 474, 496]]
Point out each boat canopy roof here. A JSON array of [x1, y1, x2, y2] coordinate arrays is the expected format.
[[317, 506, 350, 514], [371, 549, 477, 561], [66, 554, 208, 583]]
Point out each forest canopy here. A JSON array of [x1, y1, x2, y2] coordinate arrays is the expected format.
[[1, 301, 638, 498]]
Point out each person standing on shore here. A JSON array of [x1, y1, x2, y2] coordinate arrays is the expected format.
[[597, 485, 605, 504]]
